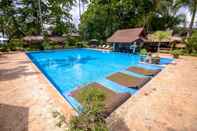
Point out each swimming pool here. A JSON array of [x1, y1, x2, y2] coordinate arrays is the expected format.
[[27, 48, 172, 109]]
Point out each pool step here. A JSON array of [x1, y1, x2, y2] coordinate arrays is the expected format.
[[97, 78, 137, 95], [137, 63, 163, 70], [120, 70, 150, 78]]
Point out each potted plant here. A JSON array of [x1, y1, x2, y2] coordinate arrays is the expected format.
[[140, 48, 147, 62]]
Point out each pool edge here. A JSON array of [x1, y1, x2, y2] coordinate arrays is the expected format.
[[25, 53, 77, 118]]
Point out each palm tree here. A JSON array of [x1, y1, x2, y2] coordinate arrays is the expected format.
[[142, 0, 179, 32], [38, 0, 43, 35], [78, 0, 81, 18], [175, 0, 197, 36]]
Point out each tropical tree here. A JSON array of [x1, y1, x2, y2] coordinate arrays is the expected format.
[[19, 0, 48, 35], [0, 0, 76, 37], [140, 0, 186, 31], [175, 0, 197, 36], [151, 31, 172, 52], [79, 0, 184, 41], [0, 0, 25, 38], [47, 0, 74, 35], [185, 30, 197, 53]]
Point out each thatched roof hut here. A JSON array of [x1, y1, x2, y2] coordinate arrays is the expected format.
[[23, 36, 66, 44], [23, 36, 44, 44], [107, 28, 145, 43]]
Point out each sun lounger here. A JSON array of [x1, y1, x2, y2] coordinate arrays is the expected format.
[[127, 66, 161, 76], [70, 82, 131, 117], [105, 45, 110, 49], [102, 45, 106, 49], [107, 72, 151, 89]]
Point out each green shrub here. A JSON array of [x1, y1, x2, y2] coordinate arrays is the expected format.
[[42, 38, 53, 50], [51, 111, 67, 128], [23, 43, 43, 51], [0, 44, 10, 52], [64, 42, 70, 48], [68, 87, 109, 131], [7, 39, 24, 51], [185, 31, 197, 54], [76, 41, 89, 48], [64, 36, 80, 48], [159, 50, 171, 54], [170, 50, 182, 58], [140, 48, 147, 56]]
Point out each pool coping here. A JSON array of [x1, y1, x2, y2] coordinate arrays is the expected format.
[[25, 53, 77, 118]]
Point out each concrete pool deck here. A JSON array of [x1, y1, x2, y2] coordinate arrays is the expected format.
[[108, 56, 197, 131], [0, 52, 197, 131], [0, 52, 75, 131]]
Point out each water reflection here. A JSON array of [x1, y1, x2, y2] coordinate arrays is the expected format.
[[36, 56, 97, 68]]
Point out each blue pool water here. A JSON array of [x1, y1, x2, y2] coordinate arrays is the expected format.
[[27, 48, 173, 110]]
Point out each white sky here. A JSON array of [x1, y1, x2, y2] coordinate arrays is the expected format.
[[70, 1, 88, 28], [178, 7, 197, 27]]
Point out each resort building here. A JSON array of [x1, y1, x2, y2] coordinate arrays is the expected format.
[[107, 28, 184, 53], [107, 28, 146, 53]]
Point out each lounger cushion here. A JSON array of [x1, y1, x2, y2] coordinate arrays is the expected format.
[[127, 66, 161, 76], [107, 72, 151, 89], [71, 83, 131, 117]]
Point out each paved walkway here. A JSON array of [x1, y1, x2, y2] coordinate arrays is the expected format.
[[0, 52, 75, 131], [108, 56, 197, 131]]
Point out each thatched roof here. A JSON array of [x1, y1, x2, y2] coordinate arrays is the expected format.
[[48, 37, 66, 43], [145, 33, 182, 43], [175, 43, 186, 48], [63, 33, 80, 37], [23, 36, 43, 43], [23, 36, 66, 44], [107, 28, 145, 43], [145, 33, 171, 43], [171, 36, 182, 42]]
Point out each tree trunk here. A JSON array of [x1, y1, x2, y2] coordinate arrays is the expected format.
[[38, 0, 43, 35], [79, 0, 81, 19], [108, 0, 112, 35], [157, 42, 161, 52], [188, 5, 197, 37]]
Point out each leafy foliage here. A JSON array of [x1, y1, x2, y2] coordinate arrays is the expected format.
[[0, 0, 75, 38], [68, 87, 109, 131], [42, 38, 54, 50], [185, 31, 197, 54], [64, 36, 78, 48], [76, 41, 89, 48], [140, 48, 148, 56], [79, 0, 185, 41], [7, 39, 24, 51], [0, 38, 24, 51], [170, 49, 182, 58]]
